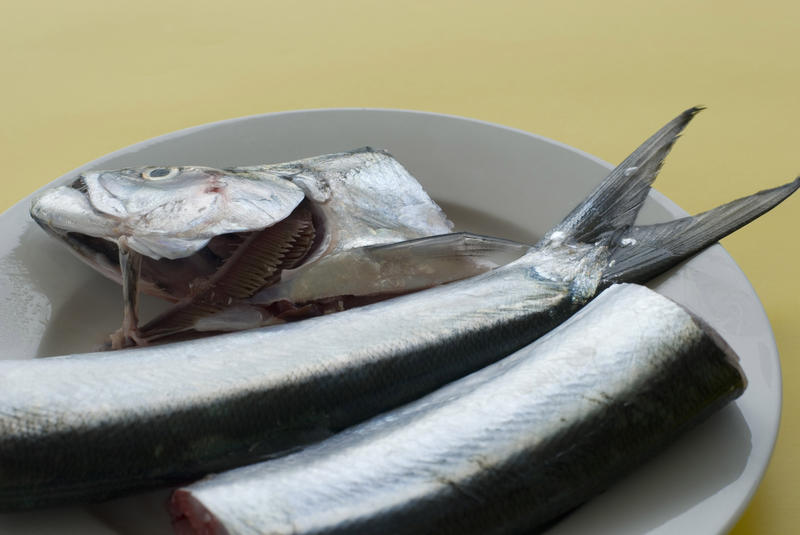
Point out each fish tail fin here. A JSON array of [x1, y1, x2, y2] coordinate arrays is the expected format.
[[542, 106, 703, 245], [600, 177, 800, 285]]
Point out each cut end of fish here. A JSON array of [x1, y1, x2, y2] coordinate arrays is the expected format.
[[170, 489, 228, 535], [684, 305, 748, 393]]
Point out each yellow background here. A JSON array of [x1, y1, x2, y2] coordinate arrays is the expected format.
[[1, 1, 798, 532]]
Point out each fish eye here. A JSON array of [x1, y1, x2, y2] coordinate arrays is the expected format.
[[142, 167, 179, 181]]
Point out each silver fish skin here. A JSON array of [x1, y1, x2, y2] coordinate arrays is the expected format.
[[170, 284, 746, 535], [0, 108, 795, 510], [0, 242, 602, 511]]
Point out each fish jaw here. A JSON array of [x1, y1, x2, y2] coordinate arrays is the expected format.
[[30, 165, 307, 260], [29, 165, 310, 346]]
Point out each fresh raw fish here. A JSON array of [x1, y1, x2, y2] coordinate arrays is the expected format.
[[0, 108, 795, 510], [170, 284, 746, 535]]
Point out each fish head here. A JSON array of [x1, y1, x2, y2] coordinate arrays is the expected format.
[[29, 149, 461, 343], [30, 165, 310, 301], [31, 165, 306, 260]]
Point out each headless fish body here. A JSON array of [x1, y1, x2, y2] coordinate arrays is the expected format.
[[1, 108, 796, 510], [170, 284, 746, 535]]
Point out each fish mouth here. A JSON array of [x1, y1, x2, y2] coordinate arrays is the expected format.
[[69, 175, 89, 194], [33, 199, 323, 304], [30, 168, 324, 303], [32, 164, 310, 261]]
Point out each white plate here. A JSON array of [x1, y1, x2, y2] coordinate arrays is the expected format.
[[0, 109, 779, 534]]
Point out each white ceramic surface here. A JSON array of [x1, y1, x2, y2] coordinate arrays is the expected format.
[[0, 109, 780, 534]]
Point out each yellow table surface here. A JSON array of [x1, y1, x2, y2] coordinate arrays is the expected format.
[[1, 1, 797, 533]]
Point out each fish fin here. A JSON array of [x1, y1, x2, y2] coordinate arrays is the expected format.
[[249, 232, 531, 306], [544, 106, 703, 245], [601, 178, 800, 285], [366, 232, 530, 264]]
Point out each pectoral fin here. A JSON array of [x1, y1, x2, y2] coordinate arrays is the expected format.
[[141, 232, 530, 342], [250, 232, 531, 306]]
